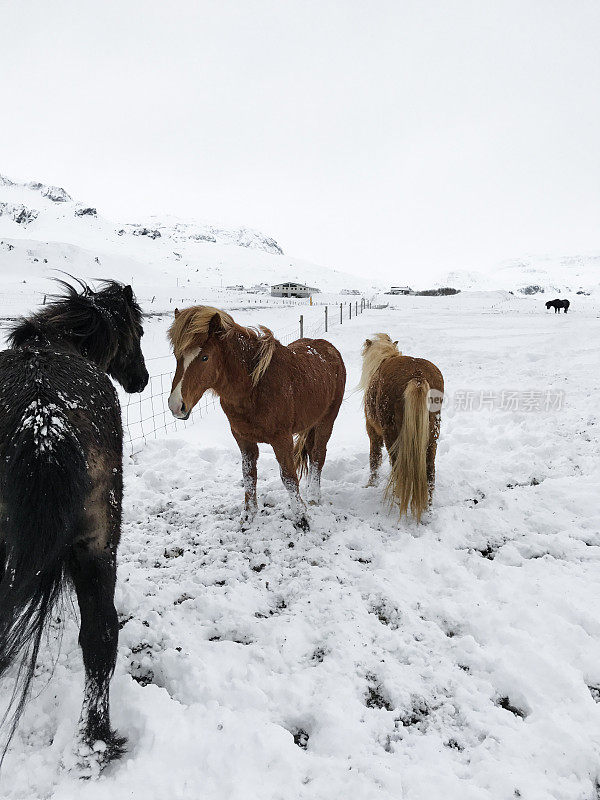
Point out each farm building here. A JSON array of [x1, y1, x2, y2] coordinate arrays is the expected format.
[[386, 285, 413, 295], [271, 281, 319, 298]]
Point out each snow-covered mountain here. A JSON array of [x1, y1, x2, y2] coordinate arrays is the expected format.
[[0, 174, 284, 255], [0, 174, 379, 313]]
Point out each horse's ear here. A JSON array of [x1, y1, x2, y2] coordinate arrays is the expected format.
[[393, 340, 398, 346], [208, 312, 223, 336], [174, 308, 180, 318], [364, 338, 372, 348], [123, 285, 134, 302]]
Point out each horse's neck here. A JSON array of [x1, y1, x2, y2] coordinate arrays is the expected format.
[[11, 321, 80, 356], [213, 337, 255, 406]]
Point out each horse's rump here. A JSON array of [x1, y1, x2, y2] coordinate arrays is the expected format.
[[365, 355, 443, 427], [282, 338, 345, 479], [283, 338, 346, 432], [365, 353, 443, 521]]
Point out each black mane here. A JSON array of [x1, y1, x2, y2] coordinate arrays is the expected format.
[[8, 278, 143, 369]]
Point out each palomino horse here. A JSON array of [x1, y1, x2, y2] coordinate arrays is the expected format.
[[359, 333, 443, 521], [0, 280, 148, 770], [168, 306, 346, 530]]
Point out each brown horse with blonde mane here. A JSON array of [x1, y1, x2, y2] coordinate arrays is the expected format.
[[360, 333, 444, 521], [168, 306, 346, 530]]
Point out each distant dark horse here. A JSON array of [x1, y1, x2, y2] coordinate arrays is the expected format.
[[545, 298, 570, 313], [0, 280, 148, 770]]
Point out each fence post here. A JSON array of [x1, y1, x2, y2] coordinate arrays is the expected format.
[[355, 301, 358, 317], [349, 302, 351, 320], [340, 303, 343, 324], [299, 314, 304, 338], [325, 306, 328, 332]]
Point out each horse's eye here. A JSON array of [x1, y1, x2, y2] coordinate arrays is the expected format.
[[201, 355, 208, 362]]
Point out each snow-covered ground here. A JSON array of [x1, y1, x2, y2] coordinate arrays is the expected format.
[[1, 290, 600, 799]]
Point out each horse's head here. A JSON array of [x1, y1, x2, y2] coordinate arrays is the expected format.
[[167, 307, 226, 419], [359, 333, 400, 390], [100, 283, 149, 393], [8, 279, 149, 393], [545, 301, 553, 309], [362, 332, 398, 356]]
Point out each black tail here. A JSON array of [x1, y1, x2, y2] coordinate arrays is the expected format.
[[0, 400, 88, 761]]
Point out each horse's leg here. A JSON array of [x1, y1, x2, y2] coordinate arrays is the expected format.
[[306, 433, 323, 505], [0, 537, 6, 584], [306, 427, 326, 506], [272, 436, 309, 531], [427, 411, 441, 503], [426, 439, 437, 505], [232, 432, 259, 523], [383, 426, 399, 463], [366, 420, 384, 487], [68, 453, 124, 769], [69, 545, 124, 766]]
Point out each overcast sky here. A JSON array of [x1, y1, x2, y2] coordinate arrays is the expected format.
[[2, 0, 599, 282]]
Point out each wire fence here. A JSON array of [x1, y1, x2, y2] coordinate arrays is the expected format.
[[123, 298, 374, 454], [123, 371, 218, 454]]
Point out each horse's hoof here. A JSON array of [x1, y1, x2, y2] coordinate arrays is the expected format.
[[295, 515, 310, 532], [70, 733, 127, 778], [239, 509, 257, 529]]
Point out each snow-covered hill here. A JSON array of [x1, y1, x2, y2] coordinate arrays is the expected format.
[[0, 175, 379, 313], [433, 253, 600, 295]]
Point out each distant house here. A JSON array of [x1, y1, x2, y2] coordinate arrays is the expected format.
[[271, 281, 319, 298], [385, 286, 413, 295]]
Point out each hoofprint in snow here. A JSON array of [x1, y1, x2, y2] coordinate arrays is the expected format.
[[1, 292, 600, 800]]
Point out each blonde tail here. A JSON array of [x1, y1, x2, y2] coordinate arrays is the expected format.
[[293, 429, 312, 479], [385, 379, 430, 521]]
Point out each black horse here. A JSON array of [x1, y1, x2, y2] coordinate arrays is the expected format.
[[545, 298, 570, 313], [0, 280, 148, 770]]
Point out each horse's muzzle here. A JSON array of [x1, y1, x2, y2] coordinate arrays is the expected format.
[[124, 371, 149, 394], [168, 395, 191, 420]]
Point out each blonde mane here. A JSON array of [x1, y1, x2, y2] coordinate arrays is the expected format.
[[168, 305, 277, 386], [359, 333, 401, 390]]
